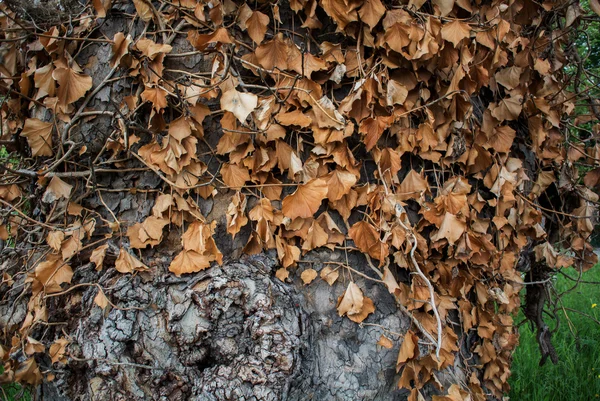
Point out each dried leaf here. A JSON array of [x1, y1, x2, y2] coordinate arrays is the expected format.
[[53, 65, 93, 107], [220, 88, 258, 123], [281, 179, 328, 219], [301, 268, 318, 284], [337, 282, 364, 317], [21, 118, 53, 157], [42, 177, 72, 203], [90, 244, 108, 270], [320, 265, 339, 285]]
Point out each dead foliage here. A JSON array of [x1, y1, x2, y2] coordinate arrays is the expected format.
[[0, 0, 599, 399]]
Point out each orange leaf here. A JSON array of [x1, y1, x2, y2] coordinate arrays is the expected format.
[[281, 179, 328, 219]]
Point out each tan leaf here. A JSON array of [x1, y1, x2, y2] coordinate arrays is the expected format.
[[301, 268, 318, 284], [92, 0, 111, 18], [301, 219, 329, 252], [255, 34, 295, 71], [349, 221, 388, 262], [115, 248, 149, 274], [132, 0, 153, 21], [432, 0, 455, 17], [135, 38, 172, 60], [226, 192, 249, 238], [386, 80, 408, 106], [247, 10, 270, 44], [169, 249, 215, 276], [491, 95, 523, 121], [431, 213, 466, 244], [275, 267, 290, 281], [358, 0, 386, 29], [94, 288, 109, 309], [281, 179, 328, 219], [221, 88, 258, 123], [21, 118, 53, 157], [42, 177, 72, 203], [187, 28, 232, 50], [60, 235, 82, 260], [397, 330, 419, 366], [377, 334, 394, 349], [33, 255, 73, 294], [320, 265, 339, 285], [221, 163, 251, 189], [141, 85, 168, 112], [348, 296, 375, 323], [46, 231, 65, 252], [441, 20, 471, 47], [52, 65, 93, 107], [398, 170, 429, 200], [49, 338, 69, 364], [325, 169, 357, 202], [90, 244, 109, 270], [495, 66, 523, 90], [359, 116, 393, 151], [67, 202, 84, 216], [276, 235, 301, 268], [337, 282, 364, 316], [14, 358, 42, 385], [33, 64, 56, 99], [110, 33, 131, 67]]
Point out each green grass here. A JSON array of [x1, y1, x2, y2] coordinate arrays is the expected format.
[[509, 265, 600, 401]]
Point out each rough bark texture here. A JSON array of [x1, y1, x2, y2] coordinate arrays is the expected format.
[[33, 253, 410, 401]]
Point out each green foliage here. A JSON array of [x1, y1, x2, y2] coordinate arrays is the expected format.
[[509, 266, 600, 400]]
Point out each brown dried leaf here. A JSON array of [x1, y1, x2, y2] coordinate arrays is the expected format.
[[301, 268, 318, 284], [21, 118, 53, 157], [281, 178, 328, 219]]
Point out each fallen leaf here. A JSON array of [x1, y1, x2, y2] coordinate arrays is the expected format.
[[441, 20, 471, 47], [49, 338, 69, 364], [94, 288, 109, 309]]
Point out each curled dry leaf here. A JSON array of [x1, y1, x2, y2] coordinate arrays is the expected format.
[[46, 231, 65, 252], [49, 338, 69, 364], [247, 10, 270, 44], [115, 248, 149, 274], [90, 244, 109, 270]]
